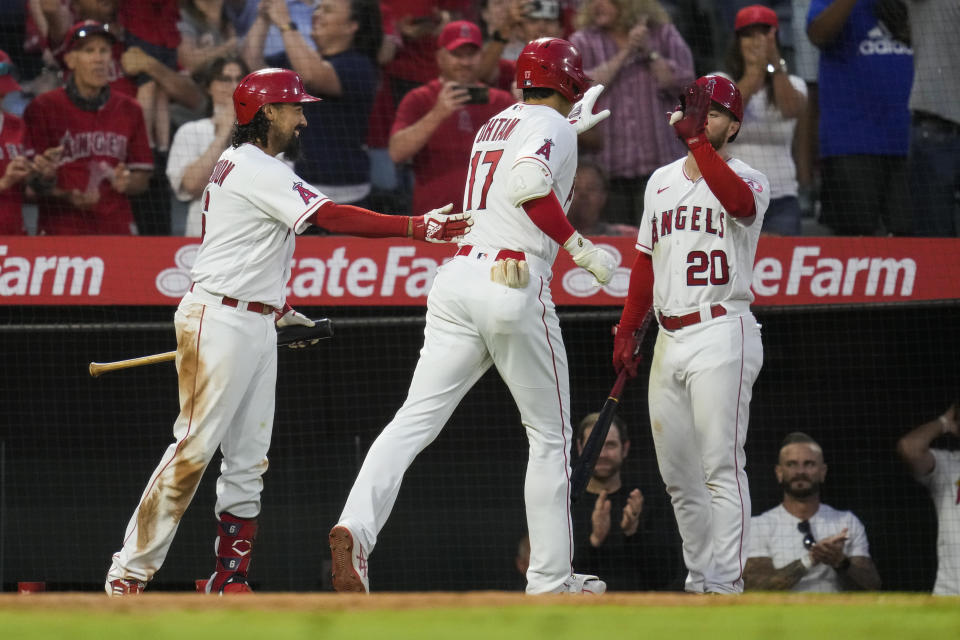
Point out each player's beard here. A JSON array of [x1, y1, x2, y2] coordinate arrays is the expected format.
[[708, 127, 728, 151], [780, 476, 821, 499], [282, 129, 303, 162]]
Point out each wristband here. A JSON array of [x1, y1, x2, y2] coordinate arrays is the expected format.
[[800, 554, 813, 570], [279, 21, 297, 33]]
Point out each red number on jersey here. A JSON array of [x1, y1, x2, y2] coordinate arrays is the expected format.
[[466, 149, 504, 210], [686, 249, 730, 286]]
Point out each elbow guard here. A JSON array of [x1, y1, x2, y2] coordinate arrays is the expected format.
[[507, 160, 553, 208]]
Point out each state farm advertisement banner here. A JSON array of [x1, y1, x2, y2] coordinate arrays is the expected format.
[[0, 236, 957, 307]]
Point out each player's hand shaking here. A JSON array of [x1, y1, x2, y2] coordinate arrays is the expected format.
[[568, 84, 611, 135], [563, 231, 616, 285], [670, 81, 711, 146], [409, 203, 474, 243]]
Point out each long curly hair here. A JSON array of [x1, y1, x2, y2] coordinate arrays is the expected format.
[[232, 109, 270, 148]]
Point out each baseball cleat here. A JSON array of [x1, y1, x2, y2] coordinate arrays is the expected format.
[[106, 578, 146, 597], [205, 572, 253, 595], [329, 525, 369, 593], [553, 573, 606, 595]]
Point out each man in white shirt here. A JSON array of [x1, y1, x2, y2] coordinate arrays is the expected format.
[[744, 432, 881, 591]]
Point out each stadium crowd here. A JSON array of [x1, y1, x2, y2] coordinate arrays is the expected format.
[[0, 0, 955, 237]]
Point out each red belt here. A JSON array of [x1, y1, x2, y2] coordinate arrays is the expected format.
[[190, 283, 275, 315], [455, 245, 526, 261], [658, 305, 726, 331]]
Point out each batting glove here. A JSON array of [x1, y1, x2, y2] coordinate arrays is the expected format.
[[409, 204, 474, 243], [670, 81, 711, 147], [276, 303, 315, 328], [563, 231, 617, 285], [568, 84, 611, 135], [612, 324, 642, 379]]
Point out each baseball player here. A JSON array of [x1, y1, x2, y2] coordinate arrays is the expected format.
[[329, 38, 618, 596], [613, 75, 770, 594], [23, 21, 154, 235], [105, 68, 472, 596]]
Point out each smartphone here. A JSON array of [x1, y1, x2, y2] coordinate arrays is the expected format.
[[461, 85, 489, 105]]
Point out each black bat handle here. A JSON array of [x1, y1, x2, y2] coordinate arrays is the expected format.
[[569, 369, 630, 502]]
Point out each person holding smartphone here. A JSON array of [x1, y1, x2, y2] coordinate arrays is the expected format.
[[389, 20, 515, 215]]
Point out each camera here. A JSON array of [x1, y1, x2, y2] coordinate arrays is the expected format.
[[458, 85, 489, 105], [525, 0, 560, 20]]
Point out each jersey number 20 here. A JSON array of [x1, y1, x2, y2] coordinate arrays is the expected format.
[[466, 150, 503, 210], [687, 250, 730, 286]]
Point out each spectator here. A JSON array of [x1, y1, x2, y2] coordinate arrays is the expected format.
[[790, 0, 821, 223], [24, 21, 154, 235], [897, 403, 960, 595], [744, 432, 882, 591], [906, 0, 959, 237], [722, 5, 807, 235], [240, 0, 320, 69], [177, 0, 242, 75], [567, 161, 639, 236], [0, 50, 31, 235], [480, 0, 566, 91], [117, 0, 182, 153], [807, 0, 913, 236], [388, 20, 514, 215], [571, 412, 682, 590], [246, 0, 382, 208], [167, 56, 248, 236], [570, 0, 694, 225]]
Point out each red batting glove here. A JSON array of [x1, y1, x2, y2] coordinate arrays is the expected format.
[[409, 203, 474, 243], [670, 81, 711, 148], [612, 324, 642, 379]]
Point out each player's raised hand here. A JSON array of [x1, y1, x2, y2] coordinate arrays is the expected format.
[[409, 203, 474, 243], [563, 231, 617, 285], [568, 84, 611, 135], [670, 81, 711, 145], [612, 324, 642, 378]]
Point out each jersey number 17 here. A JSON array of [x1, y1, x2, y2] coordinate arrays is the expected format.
[[465, 149, 504, 210]]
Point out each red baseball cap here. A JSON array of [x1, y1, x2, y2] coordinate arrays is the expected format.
[[0, 50, 21, 95], [437, 21, 482, 51], [61, 20, 117, 54], [734, 5, 779, 32]]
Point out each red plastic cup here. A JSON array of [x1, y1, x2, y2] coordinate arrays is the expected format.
[[18, 581, 46, 594], [195, 579, 209, 593]]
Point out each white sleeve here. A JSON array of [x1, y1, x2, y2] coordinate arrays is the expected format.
[[166, 121, 206, 203], [735, 164, 772, 224], [246, 160, 331, 233], [635, 171, 657, 254], [747, 515, 772, 558], [845, 512, 871, 558]]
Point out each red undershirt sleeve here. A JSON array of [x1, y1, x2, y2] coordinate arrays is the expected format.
[[690, 141, 756, 219], [307, 201, 408, 238], [521, 192, 576, 245], [619, 252, 654, 331]]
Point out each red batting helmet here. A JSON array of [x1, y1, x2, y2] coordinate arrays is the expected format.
[[695, 75, 743, 123], [233, 68, 321, 125], [516, 37, 590, 103]]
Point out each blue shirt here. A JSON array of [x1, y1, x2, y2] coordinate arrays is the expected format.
[[295, 50, 378, 187], [808, 0, 913, 156]]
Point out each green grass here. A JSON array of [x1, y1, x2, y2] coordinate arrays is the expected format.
[[3, 598, 960, 640]]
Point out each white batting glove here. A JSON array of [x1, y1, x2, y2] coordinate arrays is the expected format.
[[409, 203, 474, 243], [567, 85, 611, 135], [563, 231, 617, 285], [275, 304, 315, 328]]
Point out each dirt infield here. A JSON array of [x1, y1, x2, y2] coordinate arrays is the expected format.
[[0, 591, 946, 612]]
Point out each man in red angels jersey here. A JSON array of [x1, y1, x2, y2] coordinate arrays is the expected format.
[[24, 21, 154, 234], [0, 49, 30, 235], [613, 75, 770, 595], [105, 67, 472, 597]]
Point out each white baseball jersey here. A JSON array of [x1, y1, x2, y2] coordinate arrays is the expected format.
[[336, 102, 586, 595], [637, 157, 770, 316], [191, 143, 331, 307], [920, 449, 960, 595], [749, 503, 872, 592], [462, 102, 577, 263]]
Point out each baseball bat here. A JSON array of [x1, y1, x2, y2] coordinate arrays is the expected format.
[[89, 318, 334, 377], [569, 369, 629, 503], [569, 310, 654, 503]]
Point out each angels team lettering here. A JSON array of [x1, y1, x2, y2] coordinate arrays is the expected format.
[[209, 159, 235, 186], [475, 117, 521, 143], [650, 205, 725, 246], [58, 130, 128, 163]]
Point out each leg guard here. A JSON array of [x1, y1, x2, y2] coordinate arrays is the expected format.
[[207, 512, 257, 594]]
